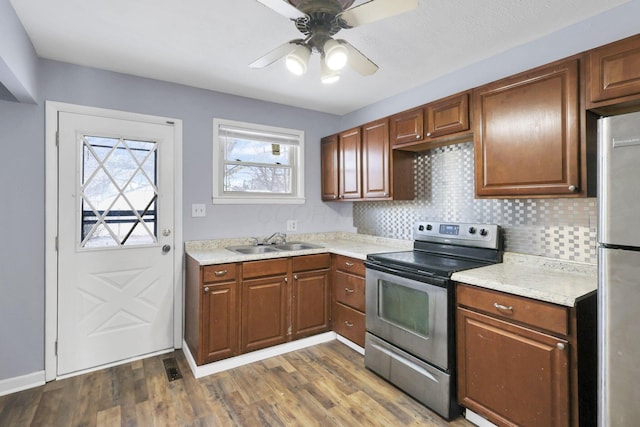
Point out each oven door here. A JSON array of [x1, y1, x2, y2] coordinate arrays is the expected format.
[[365, 267, 449, 370]]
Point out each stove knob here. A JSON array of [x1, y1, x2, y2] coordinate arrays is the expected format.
[[480, 228, 488, 236], [468, 227, 476, 234], [426, 224, 432, 231]]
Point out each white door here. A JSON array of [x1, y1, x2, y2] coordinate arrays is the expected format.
[[57, 112, 175, 376]]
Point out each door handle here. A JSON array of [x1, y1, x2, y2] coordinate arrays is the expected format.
[[162, 244, 171, 254]]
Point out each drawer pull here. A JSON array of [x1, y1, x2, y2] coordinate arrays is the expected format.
[[345, 262, 355, 267], [214, 270, 228, 277], [493, 302, 513, 313], [344, 287, 354, 293], [344, 320, 354, 327]]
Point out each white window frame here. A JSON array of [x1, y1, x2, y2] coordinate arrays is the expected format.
[[212, 118, 305, 204]]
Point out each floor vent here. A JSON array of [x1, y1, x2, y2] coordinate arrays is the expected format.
[[163, 357, 183, 382]]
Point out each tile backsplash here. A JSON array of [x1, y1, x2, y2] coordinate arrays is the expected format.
[[353, 142, 598, 264]]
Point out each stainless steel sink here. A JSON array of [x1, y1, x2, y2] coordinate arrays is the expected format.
[[225, 241, 323, 254], [226, 245, 281, 254], [273, 242, 324, 251]]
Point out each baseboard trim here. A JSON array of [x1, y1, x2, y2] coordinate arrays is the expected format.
[[183, 332, 337, 379], [0, 371, 45, 396], [335, 334, 365, 355], [465, 408, 498, 427]]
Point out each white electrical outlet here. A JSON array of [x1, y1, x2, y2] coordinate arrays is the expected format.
[[286, 219, 297, 232], [191, 203, 206, 217]]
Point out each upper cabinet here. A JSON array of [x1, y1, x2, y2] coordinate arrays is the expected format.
[[587, 33, 640, 114], [320, 134, 340, 201], [473, 58, 583, 198], [338, 127, 362, 200], [322, 120, 414, 202], [391, 92, 472, 151]]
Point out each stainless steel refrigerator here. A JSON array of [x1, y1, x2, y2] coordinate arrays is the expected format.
[[598, 110, 640, 426]]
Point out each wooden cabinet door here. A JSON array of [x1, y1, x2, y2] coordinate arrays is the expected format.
[[362, 118, 391, 199], [321, 134, 340, 201], [390, 107, 424, 146], [474, 59, 580, 197], [241, 274, 288, 353], [588, 34, 640, 106], [201, 281, 238, 363], [426, 92, 470, 138], [338, 127, 362, 200], [291, 268, 330, 340], [457, 307, 570, 427]]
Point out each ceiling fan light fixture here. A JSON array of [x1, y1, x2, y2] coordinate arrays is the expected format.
[[324, 39, 348, 71], [286, 44, 311, 75], [321, 58, 341, 84]]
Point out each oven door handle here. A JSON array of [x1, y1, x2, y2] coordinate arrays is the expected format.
[[364, 262, 448, 288]]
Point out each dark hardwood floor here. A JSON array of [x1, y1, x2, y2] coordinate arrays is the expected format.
[[0, 341, 473, 426]]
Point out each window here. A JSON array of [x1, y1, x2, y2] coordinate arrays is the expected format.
[[213, 118, 305, 204]]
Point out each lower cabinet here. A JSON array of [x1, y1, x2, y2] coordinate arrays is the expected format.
[[332, 254, 366, 347], [185, 253, 331, 365], [241, 258, 289, 353], [456, 283, 596, 427]]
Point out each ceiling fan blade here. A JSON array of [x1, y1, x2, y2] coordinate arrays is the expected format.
[[255, 0, 307, 20], [339, 0, 419, 28], [341, 40, 378, 76], [249, 40, 303, 68]]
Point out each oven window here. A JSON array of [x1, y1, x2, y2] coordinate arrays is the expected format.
[[379, 280, 429, 338]]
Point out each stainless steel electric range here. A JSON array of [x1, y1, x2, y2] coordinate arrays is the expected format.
[[364, 221, 502, 420]]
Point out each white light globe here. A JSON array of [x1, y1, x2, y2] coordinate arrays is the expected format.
[[324, 39, 348, 71]]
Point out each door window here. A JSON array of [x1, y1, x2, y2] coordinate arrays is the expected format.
[[81, 136, 158, 248]]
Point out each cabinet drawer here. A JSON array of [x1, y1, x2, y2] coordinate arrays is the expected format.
[[292, 253, 330, 272], [334, 255, 365, 276], [457, 284, 568, 336], [333, 302, 366, 347], [334, 270, 365, 312], [242, 258, 289, 279], [203, 263, 238, 283]]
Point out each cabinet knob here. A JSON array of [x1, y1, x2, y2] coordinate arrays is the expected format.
[[426, 132, 432, 137], [284, 277, 288, 283], [204, 286, 210, 293], [557, 343, 565, 350], [294, 275, 298, 280], [568, 184, 577, 192], [415, 135, 421, 139]]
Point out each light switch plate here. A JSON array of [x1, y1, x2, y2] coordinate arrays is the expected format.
[[191, 203, 206, 217]]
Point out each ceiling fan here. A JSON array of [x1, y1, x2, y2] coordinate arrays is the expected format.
[[250, 0, 419, 84]]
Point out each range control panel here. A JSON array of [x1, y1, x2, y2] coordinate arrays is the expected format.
[[414, 221, 500, 249]]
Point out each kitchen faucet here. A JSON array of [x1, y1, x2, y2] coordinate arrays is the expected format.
[[263, 232, 286, 245]]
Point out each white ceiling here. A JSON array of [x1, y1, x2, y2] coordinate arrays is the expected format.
[[9, 0, 629, 115]]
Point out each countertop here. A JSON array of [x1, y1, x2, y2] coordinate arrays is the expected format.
[[184, 232, 413, 265], [185, 232, 597, 308], [452, 252, 597, 307]]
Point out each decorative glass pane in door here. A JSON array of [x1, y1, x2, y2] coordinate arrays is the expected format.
[[81, 135, 158, 248]]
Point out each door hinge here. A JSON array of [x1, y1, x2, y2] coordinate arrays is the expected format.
[[287, 326, 292, 336], [54, 341, 58, 356], [55, 236, 58, 251], [56, 130, 59, 147]]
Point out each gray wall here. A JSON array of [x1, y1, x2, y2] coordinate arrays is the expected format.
[[1, 0, 639, 383], [0, 60, 351, 381]]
